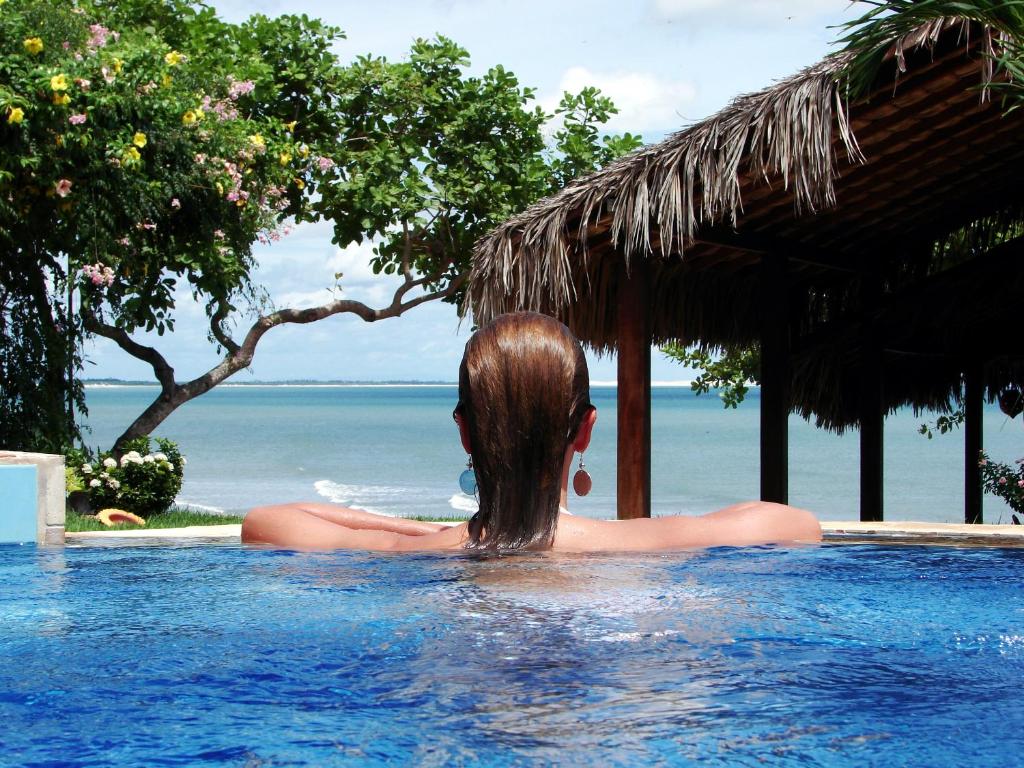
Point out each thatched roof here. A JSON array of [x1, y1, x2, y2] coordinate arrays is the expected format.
[[468, 18, 1024, 431]]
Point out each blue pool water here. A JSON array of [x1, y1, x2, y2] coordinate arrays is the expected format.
[[2, 542, 1024, 766]]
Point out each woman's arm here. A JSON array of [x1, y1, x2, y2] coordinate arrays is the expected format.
[[241, 504, 467, 551], [554, 501, 821, 551], [246, 502, 447, 536]]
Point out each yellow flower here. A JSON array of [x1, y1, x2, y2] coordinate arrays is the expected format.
[[284, 120, 297, 132], [164, 50, 183, 66], [216, 182, 224, 195], [6, 107, 24, 124], [125, 146, 141, 162], [161, 73, 173, 88], [52, 93, 70, 106], [50, 74, 69, 92], [248, 134, 265, 148], [279, 152, 292, 166], [23, 37, 44, 55], [182, 109, 198, 125], [132, 132, 147, 148], [55, 134, 64, 147], [113, 58, 123, 74], [294, 177, 305, 190], [297, 144, 310, 158]]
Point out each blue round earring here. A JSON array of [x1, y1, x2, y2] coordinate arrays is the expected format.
[[459, 455, 478, 496]]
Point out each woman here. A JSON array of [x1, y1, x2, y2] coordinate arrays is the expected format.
[[242, 312, 821, 551]]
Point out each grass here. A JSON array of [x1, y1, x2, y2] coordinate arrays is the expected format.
[[65, 508, 466, 532], [65, 507, 245, 532]]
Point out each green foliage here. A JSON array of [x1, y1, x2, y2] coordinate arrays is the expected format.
[[661, 343, 761, 408], [979, 451, 1024, 516], [70, 436, 185, 516], [1, 0, 342, 450], [65, 464, 85, 494], [0, 258, 84, 451], [839, 1, 1024, 108], [917, 410, 966, 439], [318, 37, 642, 302], [2, 0, 640, 450]]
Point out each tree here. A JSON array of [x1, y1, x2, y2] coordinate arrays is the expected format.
[[1, 0, 336, 450], [1, 0, 642, 453]]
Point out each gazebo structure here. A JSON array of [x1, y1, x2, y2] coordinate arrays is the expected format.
[[468, 19, 1024, 523]]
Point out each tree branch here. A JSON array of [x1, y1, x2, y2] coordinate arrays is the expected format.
[[81, 305, 176, 398], [99, 269, 467, 450], [209, 299, 240, 355]]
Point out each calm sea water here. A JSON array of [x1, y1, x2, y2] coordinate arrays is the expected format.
[[81, 385, 1022, 523], [3, 542, 1024, 766]]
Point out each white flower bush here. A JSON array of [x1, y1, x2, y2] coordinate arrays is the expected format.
[[72, 437, 185, 517]]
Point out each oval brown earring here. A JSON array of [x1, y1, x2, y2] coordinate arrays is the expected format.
[[572, 453, 592, 497]]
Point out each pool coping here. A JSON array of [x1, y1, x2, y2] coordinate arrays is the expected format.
[[64, 520, 1024, 547]]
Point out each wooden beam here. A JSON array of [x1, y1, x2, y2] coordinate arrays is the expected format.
[[964, 363, 984, 525], [617, 257, 651, 520], [859, 356, 885, 522], [759, 253, 789, 504], [859, 266, 884, 522], [692, 228, 856, 275]]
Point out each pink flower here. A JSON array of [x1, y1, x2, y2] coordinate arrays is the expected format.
[[69, 113, 87, 125], [1018, 479, 1024, 488], [87, 24, 118, 49], [63, 41, 71, 50], [81, 262, 115, 288], [227, 79, 255, 99], [117, 237, 131, 246], [998, 477, 1008, 485], [75, 78, 91, 91], [55, 179, 72, 197], [213, 229, 225, 239], [170, 198, 181, 209], [316, 156, 335, 172]]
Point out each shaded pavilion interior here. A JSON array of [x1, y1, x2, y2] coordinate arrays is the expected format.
[[469, 21, 1024, 523]]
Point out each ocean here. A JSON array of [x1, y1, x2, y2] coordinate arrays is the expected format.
[[81, 385, 1022, 524]]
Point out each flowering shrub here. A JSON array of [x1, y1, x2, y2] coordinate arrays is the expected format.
[[979, 452, 1024, 517], [0, 0, 337, 344], [74, 437, 185, 517]]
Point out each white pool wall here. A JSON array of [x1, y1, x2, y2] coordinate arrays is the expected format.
[[0, 451, 65, 545]]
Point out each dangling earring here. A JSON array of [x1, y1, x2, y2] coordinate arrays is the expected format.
[[572, 453, 592, 497], [459, 455, 478, 496]]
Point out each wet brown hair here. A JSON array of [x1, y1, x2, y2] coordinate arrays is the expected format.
[[456, 312, 592, 550]]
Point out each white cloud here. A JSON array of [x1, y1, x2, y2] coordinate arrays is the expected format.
[[545, 66, 697, 137]]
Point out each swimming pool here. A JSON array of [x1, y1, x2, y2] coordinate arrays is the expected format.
[[2, 543, 1023, 766]]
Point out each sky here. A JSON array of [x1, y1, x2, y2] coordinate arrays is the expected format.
[[85, 0, 863, 383]]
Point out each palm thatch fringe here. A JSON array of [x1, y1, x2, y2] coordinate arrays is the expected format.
[[467, 16, 999, 329]]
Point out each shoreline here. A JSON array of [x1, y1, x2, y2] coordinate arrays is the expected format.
[[85, 380, 708, 389]]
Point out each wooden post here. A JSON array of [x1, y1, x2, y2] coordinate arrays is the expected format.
[[964, 363, 984, 525], [859, 354, 884, 522], [759, 254, 789, 504], [617, 257, 651, 519], [858, 264, 884, 522]]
